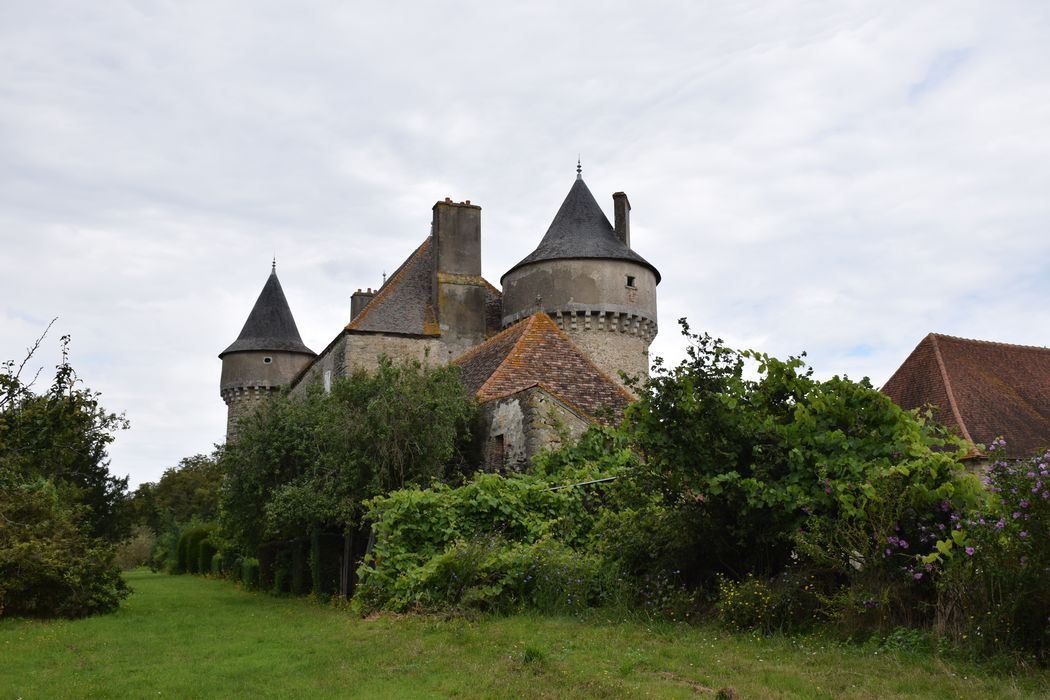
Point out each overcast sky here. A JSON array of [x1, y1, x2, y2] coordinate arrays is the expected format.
[[3, 2, 1049, 487]]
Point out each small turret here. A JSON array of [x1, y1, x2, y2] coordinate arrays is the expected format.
[[500, 168, 659, 388], [219, 263, 316, 441]]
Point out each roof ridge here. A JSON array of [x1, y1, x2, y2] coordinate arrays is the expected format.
[[476, 312, 635, 405], [452, 316, 528, 367], [529, 313, 637, 403], [929, 333, 974, 444], [346, 237, 432, 331], [476, 315, 543, 400], [930, 332, 1050, 353]]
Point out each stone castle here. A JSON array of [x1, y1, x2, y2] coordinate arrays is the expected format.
[[219, 167, 661, 470]]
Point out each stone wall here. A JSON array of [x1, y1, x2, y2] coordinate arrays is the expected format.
[[479, 386, 591, 471], [500, 258, 657, 389], [220, 350, 315, 441], [221, 385, 279, 442]]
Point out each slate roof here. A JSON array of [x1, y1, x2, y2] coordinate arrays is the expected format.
[[346, 238, 440, 336], [220, 268, 315, 358], [346, 236, 504, 338], [881, 333, 1050, 458], [503, 176, 660, 283], [454, 312, 634, 423]]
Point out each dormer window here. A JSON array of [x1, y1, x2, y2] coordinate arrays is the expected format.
[[626, 275, 636, 289], [263, 357, 273, 364]]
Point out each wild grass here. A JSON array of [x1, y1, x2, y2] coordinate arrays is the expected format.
[[2, 570, 1048, 698]]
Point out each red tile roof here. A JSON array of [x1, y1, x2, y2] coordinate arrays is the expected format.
[[882, 333, 1050, 458], [454, 312, 633, 423]]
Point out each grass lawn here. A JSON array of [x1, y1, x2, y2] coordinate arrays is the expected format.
[[2, 570, 1049, 699]]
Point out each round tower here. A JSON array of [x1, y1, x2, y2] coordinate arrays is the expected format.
[[501, 168, 659, 388], [219, 262, 316, 441]]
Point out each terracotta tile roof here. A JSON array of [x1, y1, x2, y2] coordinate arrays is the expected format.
[[454, 312, 633, 423], [346, 238, 440, 336], [882, 333, 1050, 458]]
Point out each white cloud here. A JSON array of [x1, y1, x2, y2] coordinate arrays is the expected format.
[[2, 1, 1049, 485]]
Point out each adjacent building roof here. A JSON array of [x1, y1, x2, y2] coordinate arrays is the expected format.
[[220, 267, 315, 358], [881, 333, 1050, 459], [455, 311, 634, 423], [346, 236, 503, 337], [347, 238, 439, 336], [502, 176, 661, 283]]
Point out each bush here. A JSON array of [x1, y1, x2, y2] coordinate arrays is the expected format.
[[938, 442, 1050, 661], [716, 570, 825, 634], [114, 524, 156, 570], [358, 534, 617, 614], [211, 552, 223, 576], [198, 538, 218, 576], [310, 531, 343, 597], [239, 557, 260, 589], [0, 476, 130, 618], [177, 526, 214, 574]]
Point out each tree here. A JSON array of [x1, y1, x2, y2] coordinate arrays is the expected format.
[[132, 451, 223, 531], [1, 330, 130, 542], [612, 320, 972, 585], [219, 356, 478, 594], [0, 326, 131, 617]]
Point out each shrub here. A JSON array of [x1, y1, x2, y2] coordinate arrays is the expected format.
[[0, 476, 130, 618], [938, 442, 1050, 661], [114, 524, 156, 570], [211, 552, 223, 576], [357, 534, 617, 614], [198, 538, 218, 576], [310, 531, 343, 597], [177, 526, 214, 574], [239, 557, 260, 589]]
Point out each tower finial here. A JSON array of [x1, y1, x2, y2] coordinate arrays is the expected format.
[[272, 255, 276, 273], [576, 155, 582, 180]]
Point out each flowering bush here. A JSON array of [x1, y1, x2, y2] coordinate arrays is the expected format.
[[937, 440, 1050, 661]]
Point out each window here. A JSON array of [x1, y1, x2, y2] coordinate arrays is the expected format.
[[323, 370, 332, 393], [263, 356, 273, 364], [626, 275, 636, 288]]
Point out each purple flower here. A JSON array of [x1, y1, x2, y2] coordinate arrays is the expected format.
[[995, 520, 1006, 530], [1014, 512, 1022, 520], [913, 572, 923, 580], [899, 540, 909, 549], [965, 546, 975, 556], [1020, 531, 1029, 539], [1020, 500, 1029, 509]]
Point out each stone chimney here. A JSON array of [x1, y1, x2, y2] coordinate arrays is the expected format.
[[433, 198, 482, 276], [350, 288, 375, 320], [431, 198, 486, 355], [613, 192, 631, 248]]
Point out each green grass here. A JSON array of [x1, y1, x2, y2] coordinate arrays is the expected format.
[[2, 570, 1048, 699]]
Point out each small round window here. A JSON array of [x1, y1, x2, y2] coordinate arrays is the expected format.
[[263, 357, 273, 364]]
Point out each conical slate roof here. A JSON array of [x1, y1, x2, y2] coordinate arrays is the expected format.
[[219, 267, 315, 358], [503, 176, 660, 283]]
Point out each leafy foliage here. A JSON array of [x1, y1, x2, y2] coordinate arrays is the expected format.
[[938, 441, 1050, 661], [0, 473, 129, 618], [0, 329, 131, 618], [616, 320, 972, 591], [1, 332, 130, 542], [220, 356, 477, 551]]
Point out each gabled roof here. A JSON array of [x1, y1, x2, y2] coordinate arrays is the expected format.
[[502, 176, 660, 283], [454, 312, 634, 423], [346, 236, 504, 338], [347, 238, 440, 336], [881, 333, 1050, 458], [220, 267, 315, 358]]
